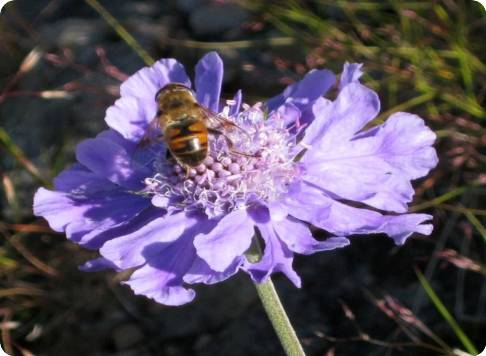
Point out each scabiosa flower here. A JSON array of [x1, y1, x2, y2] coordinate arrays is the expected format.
[[33, 52, 438, 306]]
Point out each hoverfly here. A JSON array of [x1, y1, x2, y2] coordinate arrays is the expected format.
[[142, 83, 248, 169]]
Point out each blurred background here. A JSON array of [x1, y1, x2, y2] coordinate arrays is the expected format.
[[0, 0, 485, 355]]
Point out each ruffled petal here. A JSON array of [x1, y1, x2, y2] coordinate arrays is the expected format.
[[53, 164, 115, 193], [245, 222, 301, 287], [105, 96, 148, 142], [275, 102, 301, 127], [109, 59, 191, 140], [55, 130, 141, 192], [273, 216, 350, 255], [194, 209, 255, 272], [299, 184, 433, 245], [299, 96, 332, 134], [33, 187, 150, 249], [267, 69, 336, 112], [183, 256, 242, 285], [75, 136, 151, 190], [66, 198, 153, 250], [360, 112, 438, 180], [340, 62, 363, 89], [268, 200, 289, 222], [122, 214, 218, 306], [99, 211, 192, 269], [303, 151, 413, 213], [195, 51, 223, 112], [229, 89, 242, 116], [279, 181, 332, 228], [123, 263, 196, 306], [303, 113, 437, 212], [97, 129, 139, 154], [302, 82, 380, 148], [79, 257, 120, 272], [326, 202, 433, 246]]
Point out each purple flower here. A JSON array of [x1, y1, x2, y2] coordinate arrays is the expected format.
[[33, 53, 438, 306]]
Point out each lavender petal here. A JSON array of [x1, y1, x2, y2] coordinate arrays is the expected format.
[[274, 216, 350, 255], [339, 62, 364, 89], [75, 136, 151, 190], [303, 113, 437, 212], [245, 222, 301, 288], [195, 51, 223, 112], [267, 69, 335, 112], [194, 209, 254, 272], [301, 82, 380, 148]]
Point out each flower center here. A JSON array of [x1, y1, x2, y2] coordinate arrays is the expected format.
[[142, 104, 301, 217]]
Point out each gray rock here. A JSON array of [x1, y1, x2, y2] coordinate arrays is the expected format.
[[189, 4, 249, 37], [41, 18, 108, 47], [111, 323, 144, 350], [122, 0, 167, 17], [176, 0, 205, 13]]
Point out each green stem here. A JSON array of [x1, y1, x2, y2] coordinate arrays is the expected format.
[[254, 278, 306, 356]]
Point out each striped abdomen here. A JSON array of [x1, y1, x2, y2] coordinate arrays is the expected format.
[[165, 116, 209, 167]]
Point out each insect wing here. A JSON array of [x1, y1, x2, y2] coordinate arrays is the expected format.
[[199, 106, 242, 132], [138, 117, 161, 148]]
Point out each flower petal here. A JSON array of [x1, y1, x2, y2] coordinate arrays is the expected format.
[[245, 222, 301, 287], [97, 129, 139, 155], [273, 216, 350, 255], [280, 182, 332, 228], [119, 212, 223, 305], [33, 189, 81, 233], [183, 256, 242, 285], [339, 62, 363, 89], [33, 187, 150, 249], [299, 96, 332, 135], [361, 112, 438, 180], [303, 153, 413, 213], [275, 102, 301, 127], [105, 96, 148, 142], [194, 209, 255, 272], [267, 69, 336, 112], [268, 200, 289, 222], [66, 198, 152, 250], [301, 185, 433, 245], [195, 51, 223, 112], [79, 257, 120, 272], [100, 211, 191, 269], [75, 136, 151, 190], [123, 262, 195, 306], [302, 82, 380, 148], [229, 89, 242, 116], [303, 113, 437, 212], [53, 164, 115, 193]]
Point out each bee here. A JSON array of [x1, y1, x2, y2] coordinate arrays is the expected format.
[[143, 83, 245, 169]]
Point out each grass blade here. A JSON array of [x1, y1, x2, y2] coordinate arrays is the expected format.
[[415, 270, 478, 355], [84, 0, 155, 66], [0, 127, 49, 186], [463, 210, 486, 242]]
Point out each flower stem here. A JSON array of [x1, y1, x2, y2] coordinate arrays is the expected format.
[[254, 278, 306, 356]]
